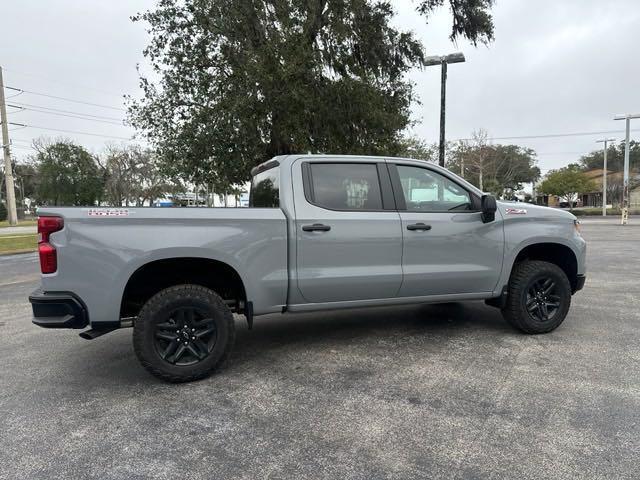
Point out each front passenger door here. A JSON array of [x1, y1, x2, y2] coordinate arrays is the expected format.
[[389, 163, 504, 297]]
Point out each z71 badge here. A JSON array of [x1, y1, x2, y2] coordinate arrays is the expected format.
[[505, 207, 527, 215], [87, 208, 131, 217]]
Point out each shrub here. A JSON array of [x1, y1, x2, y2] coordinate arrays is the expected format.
[[572, 207, 640, 216], [0, 202, 7, 222]]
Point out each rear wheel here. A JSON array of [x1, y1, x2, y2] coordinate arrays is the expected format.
[[133, 284, 235, 382], [502, 260, 572, 334]]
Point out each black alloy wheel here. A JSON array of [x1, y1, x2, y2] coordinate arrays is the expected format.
[[133, 284, 235, 382], [502, 260, 572, 334], [154, 306, 217, 366], [525, 277, 562, 323]]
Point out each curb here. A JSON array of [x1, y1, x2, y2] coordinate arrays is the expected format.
[[0, 249, 37, 257]]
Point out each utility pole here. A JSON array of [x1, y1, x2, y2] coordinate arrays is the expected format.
[[614, 113, 640, 225], [425, 52, 466, 167], [0, 66, 18, 225], [595, 138, 615, 216]]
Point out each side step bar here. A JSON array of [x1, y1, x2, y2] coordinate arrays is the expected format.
[[78, 299, 255, 339], [78, 317, 134, 340]]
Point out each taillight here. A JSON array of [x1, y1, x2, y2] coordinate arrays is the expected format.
[[38, 216, 64, 274]]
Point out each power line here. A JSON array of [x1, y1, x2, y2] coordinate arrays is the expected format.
[[6, 105, 25, 114], [7, 121, 134, 140], [11, 145, 35, 151], [5, 90, 23, 99], [8, 101, 123, 122], [2, 67, 127, 97], [4, 86, 126, 112], [536, 151, 592, 156], [9, 136, 35, 144], [7, 103, 125, 126], [454, 128, 640, 142], [25, 109, 124, 126]]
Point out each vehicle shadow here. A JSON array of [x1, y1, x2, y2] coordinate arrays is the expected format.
[[47, 301, 511, 386], [229, 301, 511, 368]]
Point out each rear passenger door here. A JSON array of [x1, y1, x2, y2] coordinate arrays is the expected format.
[[388, 162, 504, 297], [293, 159, 403, 304]]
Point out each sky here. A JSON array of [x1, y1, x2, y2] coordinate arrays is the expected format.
[[1, 0, 639, 177]]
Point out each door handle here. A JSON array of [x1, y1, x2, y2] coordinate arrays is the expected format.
[[302, 223, 331, 232], [406, 223, 432, 231]]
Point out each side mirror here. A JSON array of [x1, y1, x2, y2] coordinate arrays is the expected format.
[[481, 195, 497, 223]]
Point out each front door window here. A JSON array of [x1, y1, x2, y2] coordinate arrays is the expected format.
[[396, 165, 472, 212]]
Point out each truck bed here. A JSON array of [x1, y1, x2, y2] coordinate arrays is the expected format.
[[37, 207, 288, 325]]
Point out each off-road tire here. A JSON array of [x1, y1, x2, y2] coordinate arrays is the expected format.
[[133, 284, 235, 382], [502, 260, 572, 334]]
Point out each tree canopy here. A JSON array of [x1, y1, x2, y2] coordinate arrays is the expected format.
[[417, 0, 494, 45], [447, 130, 540, 196], [35, 140, 104, 206], [537, 165, 596, 209], [128, 0, 495, 188], [4, 141, 184, 208], [101, 145, 181, 207], [579, 140, 639, 173], [13, 163, 39, 202], [396, 136, 437, 162]]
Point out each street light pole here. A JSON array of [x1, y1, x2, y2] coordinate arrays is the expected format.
[[439, 61, 447, 168], [595, 138, 615, 216], [614, 113, 640, 225], [425, 52, 465, 167]]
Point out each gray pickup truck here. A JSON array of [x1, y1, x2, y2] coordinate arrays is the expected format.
[[30, 155, 586, 382]]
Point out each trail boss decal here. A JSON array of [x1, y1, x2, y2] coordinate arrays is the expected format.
[[505, 208, 527, 215], [87, 208, 132, 217]]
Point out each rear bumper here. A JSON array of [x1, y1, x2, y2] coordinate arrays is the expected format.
[[574, 274, 586, 293], [29, 289, 89, 329]]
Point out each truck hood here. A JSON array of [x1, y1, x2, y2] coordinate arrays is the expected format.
[[496, 201, 577, 221]]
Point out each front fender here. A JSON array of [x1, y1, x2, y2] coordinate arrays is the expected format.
[[495, 216, 586, 294]]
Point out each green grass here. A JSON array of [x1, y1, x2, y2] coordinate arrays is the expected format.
[[0, 219, 38, 228], [0, 234, 37, 254]]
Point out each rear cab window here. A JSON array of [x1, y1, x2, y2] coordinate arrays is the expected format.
[[249, 166, 280, 208]]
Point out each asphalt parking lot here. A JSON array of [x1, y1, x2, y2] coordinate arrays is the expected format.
[[1, 221, 638, 480]]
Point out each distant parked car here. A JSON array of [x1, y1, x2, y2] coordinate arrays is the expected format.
[[559, 201, 578, 209]]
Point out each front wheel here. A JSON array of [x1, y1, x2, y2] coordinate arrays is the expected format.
[[502, 260, 572, 334], [133, 284, 235, 382]]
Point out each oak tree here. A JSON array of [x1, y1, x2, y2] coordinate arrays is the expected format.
[[538, 165, 596, 210], [448, 131, 540, 196], [128, 0, 494, 189], [34, 140, 104, 206]]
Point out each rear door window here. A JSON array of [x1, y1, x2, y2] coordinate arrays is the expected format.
[[307, 163, 383, 211]]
